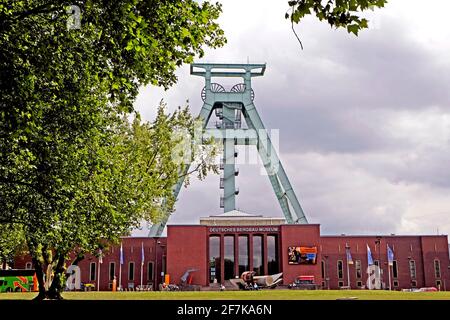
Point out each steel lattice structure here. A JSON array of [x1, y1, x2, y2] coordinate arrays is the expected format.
[[149, 63, 308, 236]]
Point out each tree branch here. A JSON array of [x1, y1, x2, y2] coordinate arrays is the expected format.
[[11, 2, 59, 21], [291, 20, 304, 50]]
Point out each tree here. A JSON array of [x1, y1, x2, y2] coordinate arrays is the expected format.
[[44, 103, 215, 300], [286, 0, 388, 48], [1, 99, 216, 299], [0, 1, 224, 299]]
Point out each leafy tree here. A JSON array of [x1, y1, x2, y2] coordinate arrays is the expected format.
[[286, 0, 388, 48], [52, 103, 214, 299], [0, 1, 224, 299]]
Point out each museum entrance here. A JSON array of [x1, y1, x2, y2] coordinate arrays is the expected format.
[[208, 229, 280, 284]]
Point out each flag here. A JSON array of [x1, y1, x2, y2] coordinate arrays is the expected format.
[[119, 243, 124, 265], [387, 245, 394, 266], [346, 245, 353, 265], [141, 242, 145, 266], [367, 244, 374, 266], [98, 249, 103, 264]]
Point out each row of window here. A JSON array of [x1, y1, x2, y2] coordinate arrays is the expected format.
[[209, 235, 279, 283], [89, 262, 154, 282], [322, 259, 442, 280]]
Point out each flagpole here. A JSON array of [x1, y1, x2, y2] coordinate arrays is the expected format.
[[347, 263, 351, 288], [387, 244, 392, 291], [345, 243, 351, 288], [97, 260, 101, 291], [97, 249, 102, 292], [140, 242, 144, 289], [118, 263, 122, 291], [140, 264, 143, 289], [367, 244, 372, 290], [388, 263, 392, 291], [119, 242, 123, 291]]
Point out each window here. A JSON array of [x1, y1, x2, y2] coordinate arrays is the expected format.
[[25, 262, 32, 270], [89, 262, 96, 281], [209, 236, 221, 283], [409, 260, 416, 279], [357, 281, 362, 287], [393, 280, 399, 287], [267, 235, 279, 275], [128, 262, 135, 281], [253, 235, 264, 276], [337, 260, 344, 279], [321, 261, 325, 279], [374, 260, 379, 267], [238, 236, 249, 276], [109, 262, 115, 281], [392, 260, 398, 278], [147, 262, 154, 281], [338, 281, 344, 287], [436, 280, 442, 289], [224, 236, 235, 280], [162, 255, 166, 274], [411, 280, 417, 288], [434, 260, 441, 278], [355, 260, 362, 279]]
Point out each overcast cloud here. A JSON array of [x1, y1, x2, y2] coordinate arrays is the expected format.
[[133, 0, 450, 237]]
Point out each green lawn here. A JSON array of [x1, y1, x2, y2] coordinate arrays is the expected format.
[[1, 290, 450, 300]]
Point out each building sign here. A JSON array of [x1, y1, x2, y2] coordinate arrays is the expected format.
[[209, 227, 279, 233]]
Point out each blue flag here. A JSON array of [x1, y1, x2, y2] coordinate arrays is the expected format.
[[367, 244, 374, 266], [120, 242, 124, 265], [387, 245, 394, 266], [346, 245, 353, 265]]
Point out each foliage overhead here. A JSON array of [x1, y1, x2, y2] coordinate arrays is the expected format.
[[286, 0, 388, 47], [0, 0, 224, 299]]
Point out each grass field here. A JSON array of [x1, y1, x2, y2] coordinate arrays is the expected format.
[[1, 290, 450, 300]]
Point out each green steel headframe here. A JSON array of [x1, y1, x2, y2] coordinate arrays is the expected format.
[[149, 63, 308, 236]]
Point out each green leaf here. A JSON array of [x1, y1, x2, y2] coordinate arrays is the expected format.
[[347, 24, 359, 35], [125, 41, 134, 51]]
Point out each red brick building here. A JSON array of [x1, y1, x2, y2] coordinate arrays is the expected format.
[[13, 211, 450, 291], [14, 237, 167, 291]]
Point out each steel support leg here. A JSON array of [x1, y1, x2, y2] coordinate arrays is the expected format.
[[243, 102, 308, 224], [148, 102, 214, 236]]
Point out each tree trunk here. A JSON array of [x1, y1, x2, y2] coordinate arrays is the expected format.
[[32, 253, 67, 300], [47, 254, 66, 300], [31, 257, 47, 301]]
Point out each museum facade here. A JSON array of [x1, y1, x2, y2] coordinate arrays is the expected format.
[[13, 210, 450, 291]]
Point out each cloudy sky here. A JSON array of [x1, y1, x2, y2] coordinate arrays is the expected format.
[[133, 0, 450, 237]]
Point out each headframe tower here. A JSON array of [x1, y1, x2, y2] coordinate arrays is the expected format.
[[149, 63, 308, 236]]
